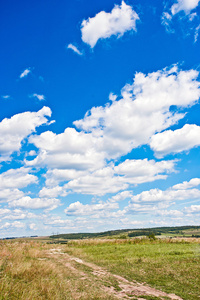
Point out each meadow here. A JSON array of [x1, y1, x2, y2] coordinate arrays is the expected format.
[[0, 237, 199, 299]]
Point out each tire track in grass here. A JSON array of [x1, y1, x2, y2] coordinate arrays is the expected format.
[[47, 248, 183, 300]]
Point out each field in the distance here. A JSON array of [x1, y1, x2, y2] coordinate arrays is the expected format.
[[0, 237, 199, 299]]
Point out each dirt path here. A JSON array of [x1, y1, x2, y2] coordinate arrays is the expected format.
[[47, 248, 183, 300]]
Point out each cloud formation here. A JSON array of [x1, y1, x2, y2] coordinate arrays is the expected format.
[[81, 1, 139, 47], [75, 66, 200, 158], [0, 106, 52, 161], [171, 0, 200, 15], [150, 124, 200, 158]]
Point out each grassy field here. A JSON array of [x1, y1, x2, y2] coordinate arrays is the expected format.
[[0, 237, 199, 299]]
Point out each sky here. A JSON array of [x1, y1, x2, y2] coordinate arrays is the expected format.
[[1, 0, 200, 237]]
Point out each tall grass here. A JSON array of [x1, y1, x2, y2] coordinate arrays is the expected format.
[[0, 240, 114, 299]]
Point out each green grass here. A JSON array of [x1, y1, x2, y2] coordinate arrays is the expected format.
[[65, 238, 200, 300]]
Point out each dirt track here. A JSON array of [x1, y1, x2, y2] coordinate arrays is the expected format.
[[47, 248, 183, 300]]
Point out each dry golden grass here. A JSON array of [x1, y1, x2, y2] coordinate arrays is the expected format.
[[0, 240, 115, 300]]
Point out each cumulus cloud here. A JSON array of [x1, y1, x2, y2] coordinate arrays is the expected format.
[[124, 181, 200, 215], [64, 168, 128, 195], [19, 68, 31, 78], [129, 187, 200, 204], [28, 127, 105, 170], [9, 196, 60, 210], [150, 124, 200, 158], [64, 200, 118, 216], [172, 178, 200, 189], [0, 167, 38, 189], [0, 221, 25, 230], [27, 66, 200, 197], [75, 66, 200, 158], [0, 188, 24, 203], [29, 223, 38, 230], [184, 204, 200, 213], [81, 1, 139, 47], [38, 158, 176, 197], [114, 159, 176, 184], [171, 0, 200, 15], [39, 186, 68, 198], [3, 209, 36, 220], [0, 106, 52, 161], [67, 44, 83, 55]]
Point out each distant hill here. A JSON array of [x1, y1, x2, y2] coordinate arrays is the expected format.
[[49, 225, 200, 240]]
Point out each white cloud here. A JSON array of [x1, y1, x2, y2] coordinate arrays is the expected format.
[[39, 186, 68, 198], [108, 190, 133, 202], [65, 167, 128, 195], [28, 127, 105, 170], [19, 68, 31, 78], [31, 94, 45, 101], [3, 209, 36, 220], [64, 200, 118, 216], [150, 124, 200, 158], [67, 44, 83, 55], [0, 106, 52, 161], [171, 0, 200, 15], [123, 177, 200, 216], [9, 196, 60, 210], [114, 159, 176, 184], [26, 66, 200, 198], [173, 178, 200, 189], [28, 150, 37, 156], [184, 204, 200, 213], [75, 66, 200, 159], [129, 187, 200, 204], [0, 167, 37, 190], [0, 188, 24, 203], [29, 223, 38, 230], [161, 12, 175, 33], [44, 169, 87, 187], [109, 93, 117, 102], [0, 221, 25, 230], [81, 1, 139, 48], [125, 202, 171, 214], [0, 208, 10, 215], [40, 158, 175, 197]]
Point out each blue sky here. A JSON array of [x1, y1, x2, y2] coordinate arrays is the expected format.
[[1, 0, 200, 237]]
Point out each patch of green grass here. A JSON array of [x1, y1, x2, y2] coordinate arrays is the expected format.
[[65, 239, 200, 300]]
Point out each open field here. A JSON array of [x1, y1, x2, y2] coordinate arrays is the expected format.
[[0, 237, 199, 299]]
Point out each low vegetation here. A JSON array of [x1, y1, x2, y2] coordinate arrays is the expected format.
[[0, 236, 199, 299]]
